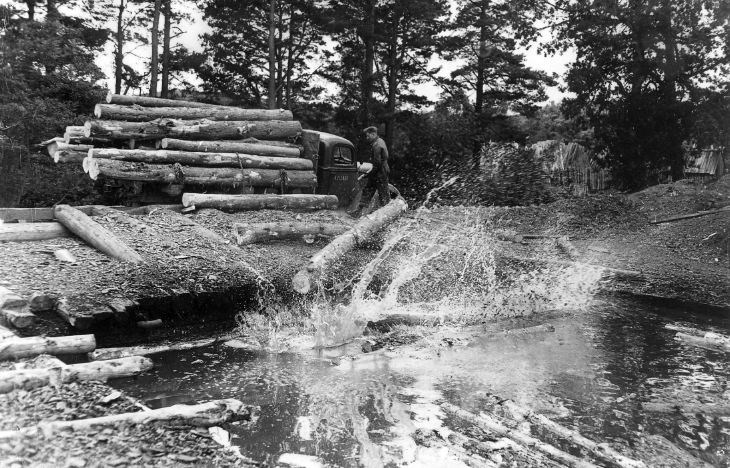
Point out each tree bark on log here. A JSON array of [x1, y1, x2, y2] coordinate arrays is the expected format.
[[89, 338, 216, 361], [441, 403, 599, 468], [0, 335, 96, 361], [87, 160, 317, 189], [494, 397, 646, 468], [47, 141, 92, 158], [0, 356, 153, 394], [95, 103, 293, 122], [85, 119, 302, 142], [0, 399, 257, 440], [106, 92, 229, 108], [160, 138, 302, 158], [0, 222, 70, 242], [233, 222, 349, 245], [182, 193, 338, 212], [674, 332, 730, 353], [53, 205, 144, 263], [88, 148, 312, 170], [292, 197, 408, 294]]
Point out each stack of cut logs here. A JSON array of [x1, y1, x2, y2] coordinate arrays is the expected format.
[[43, 93, 321, 194]]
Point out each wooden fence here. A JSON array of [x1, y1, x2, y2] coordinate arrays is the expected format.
[[549, 168, 611, 193]]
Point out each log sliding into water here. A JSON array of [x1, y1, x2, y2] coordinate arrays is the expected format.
[[182, 193, 339, 212], [87, 148, 312, 170], [292, 197, 408, 294], [95, 104, 293, 122], [85, 119, 302, 142], [159, 138, 302, 158], [87, 160, 317, 189]]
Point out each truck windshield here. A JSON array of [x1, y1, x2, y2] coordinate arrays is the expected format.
[[333, 146, 353, 166]]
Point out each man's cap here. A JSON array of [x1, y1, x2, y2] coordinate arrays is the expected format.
[[363, 126, 378, 134]]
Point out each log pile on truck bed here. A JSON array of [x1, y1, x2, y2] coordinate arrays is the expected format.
[[43, 93, 321, 199]]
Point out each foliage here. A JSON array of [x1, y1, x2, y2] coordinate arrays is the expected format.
[[0, 3, 106, 146], [199, 0, 325, 108], [548, 0, 729, 189]]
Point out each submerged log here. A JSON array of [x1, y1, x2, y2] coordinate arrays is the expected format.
[[496, 397, 646, 468], [159, 138, 302, 158], [182, 193, 338, 212], [87, 159, 317, 189], [441, 402, 598, 468], [641, 401, 730, 416], [95, 103, 293, 122], [53, 205, 144, 263], [89, 338, 216, 361], [233, 222, 349, 245], [293, 197, 408, 294], [0, 356, 153, 393], [1, 399, 257, 440], [0, 335, 96, 361], [88, 148, 312, 170], [0, 222, 70, 242]]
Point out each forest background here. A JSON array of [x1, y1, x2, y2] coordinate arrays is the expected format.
[[0, 0, 728, 205]]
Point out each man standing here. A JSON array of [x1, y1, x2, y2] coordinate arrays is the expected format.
[[363, 126, 390, 207]]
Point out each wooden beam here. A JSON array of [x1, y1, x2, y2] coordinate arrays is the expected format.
[[0, 222, 71, 242]]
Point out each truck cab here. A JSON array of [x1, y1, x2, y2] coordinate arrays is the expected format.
[[311, 131, 359, 208]]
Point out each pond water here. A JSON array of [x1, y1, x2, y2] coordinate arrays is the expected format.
[[110, 295, 729, 467]]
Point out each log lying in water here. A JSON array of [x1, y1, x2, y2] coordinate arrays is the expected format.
[[53, 205, 144, 263], [233, 222, 349, 245], [0, 335, 96, 361], [87, 159, 317, 189], [85, 119, 302, 142], [182, 193, 338, 212], [0, 399, 257, 441], [640, 401, 730, 416], [293, 197, 408, 294], [674, 332, 730, 353], [493, 396, 646, 468], [0, 222, 70, 242], [88, 148, 312, 170], [159, 138, 302, 158], [95, 103, 293, 122], [441, 402, 599, 468], [0, 356, 153, 393], [89, 338, 216, 361]]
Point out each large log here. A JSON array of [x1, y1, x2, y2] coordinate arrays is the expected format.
[[0, 222, 70, 242], [53, 205, 144, 263], [0, 399, 257, 440], [85, 119, 302, 142], [233, 222, 349, 245], [159, 138, 302, 158], [86, 159, 318, 189], [88, 148, 312, 170], [0, 356, 153, 393], [292, 197, 408, 294], [95, 103, 293, 122], [0, 335, 96, 361], [89, 338, 216, 361], [0, 309, 37, 329], [106, 92, 227, 108], [182, 193, 338, 212], [441, 403, 599, 468], [47, 141, 92, 164]]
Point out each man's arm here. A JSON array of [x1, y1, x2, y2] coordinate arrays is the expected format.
[[370, 142, 383, 169]]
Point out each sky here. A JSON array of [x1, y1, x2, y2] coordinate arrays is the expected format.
[[97, 3, 573, 105]]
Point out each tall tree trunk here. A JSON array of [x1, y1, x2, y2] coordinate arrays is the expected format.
[[25, 0, 35, 20], [161, 0, 171, 98], [275, 4, 284, 108], [149, 0, 161, 97], [384, 24, 398, 152], [45, 0, 59, 20], [472, 2, 488, 169], [114, 0, 125, 95], [360, 0, 376, 129], [284, 3, 294, 109], [660, 1, 683, 182], [267, 0, 277, 109]]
